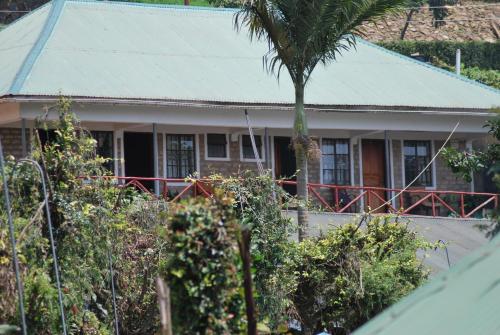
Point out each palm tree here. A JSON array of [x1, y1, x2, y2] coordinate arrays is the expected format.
[[235, 0, 405, 240]]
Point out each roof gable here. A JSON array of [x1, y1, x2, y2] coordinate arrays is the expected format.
[[1, 0, 499, 110]]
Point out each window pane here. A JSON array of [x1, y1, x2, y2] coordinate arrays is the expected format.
[[322, 138, 350, 185], [322, 139, 334, 155], [323, 169, 334, 184], [242, 135, 262, 159], [207, 134, 227, 158], [404, 140, 432, 186], [166, 134, 196, 178], [336, 141, 349, 154]]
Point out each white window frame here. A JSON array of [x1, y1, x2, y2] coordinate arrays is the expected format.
[[401, 139, 436, 190], [319, 137, 352, 186], [240, 134, 266, 162], [164, 133, 199, 183], [204, 133, 230, 161]]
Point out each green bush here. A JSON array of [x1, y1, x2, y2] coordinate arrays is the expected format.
[[289, 215, 433, 334], [0, 98, 169, 334], [164, 194, 244, 334], [214, 172, 297, 330], [379, 40, 500, 70]]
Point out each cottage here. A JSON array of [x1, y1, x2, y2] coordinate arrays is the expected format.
[[1, 0, 499, 213]]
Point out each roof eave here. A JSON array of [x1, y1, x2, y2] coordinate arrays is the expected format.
[[2, 94, 496, 117]]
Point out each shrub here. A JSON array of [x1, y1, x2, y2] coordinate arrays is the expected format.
[[289, 215, 433, 334], [0, 98, 168, 334], [378, 40, 500, 70], [164, 194, 244, 334], [214, 172, 297, 330]]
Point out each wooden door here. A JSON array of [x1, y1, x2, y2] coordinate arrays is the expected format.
[[362, 140, 386, 212]]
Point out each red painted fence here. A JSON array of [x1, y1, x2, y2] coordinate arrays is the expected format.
[[90, 176, 498, 219]]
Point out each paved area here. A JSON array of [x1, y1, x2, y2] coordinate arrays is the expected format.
[[283, 211, 493, 274]]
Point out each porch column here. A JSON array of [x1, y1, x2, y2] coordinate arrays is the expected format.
[[264, 127, 270, 170], [153, 123, 159, 196], [21, 118, 27, 157]]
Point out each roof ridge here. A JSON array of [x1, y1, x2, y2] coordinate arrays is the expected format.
[[67, 0, 238, 13], [9, 0, 67, 94], [358, 38, 500, 96]]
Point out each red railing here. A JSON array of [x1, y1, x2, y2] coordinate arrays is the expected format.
[[88, 176, 498, 219]]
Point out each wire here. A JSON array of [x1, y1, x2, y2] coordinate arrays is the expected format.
[[402, 3, 500, 10], [368, 121, 460, 214]]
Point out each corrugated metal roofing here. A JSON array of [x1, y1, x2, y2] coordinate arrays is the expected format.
[[352, 233, 500, 335], [1, 0, 499, 110]]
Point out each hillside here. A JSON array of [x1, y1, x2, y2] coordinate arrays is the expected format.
[[360, 1, 500, 42]]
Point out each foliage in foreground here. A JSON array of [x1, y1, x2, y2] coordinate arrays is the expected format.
[[290, 216, 432, 334], [0, 100, 432, 334], [0, 99, 168, 334], [164, 194, 244, 334]]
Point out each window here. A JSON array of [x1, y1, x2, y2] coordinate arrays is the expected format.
[[91, 131, 114, 172], [404, 140, 433, 187], [166, 134, 196, 178], [206, 134, 228, 159], [322, 139, 350, 185], [241, 135, 263, 160]]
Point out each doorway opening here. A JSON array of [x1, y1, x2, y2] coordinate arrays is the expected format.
[[274, 136, 297, 195], [124, 132, 154, 190], [362, 139, 387, 212]]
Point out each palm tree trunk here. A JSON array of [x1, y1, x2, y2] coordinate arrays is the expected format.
[[294, 81, 309, 241]]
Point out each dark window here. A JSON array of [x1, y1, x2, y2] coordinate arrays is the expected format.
[[322, 139, 350, 185], [91, 131, 114, 172], [166, 134, 196, 178], [242, 135, 263, 159], [404, 140, 432, 187], [206, 134, 227, 158]]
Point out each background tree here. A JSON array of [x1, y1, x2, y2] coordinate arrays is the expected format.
[[400, 0, 458, 39], [235, 0, 406, 239]]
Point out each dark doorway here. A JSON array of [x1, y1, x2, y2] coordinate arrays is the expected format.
[[362, 139, 386, 212], [124, 132, 154, 190], [274, 136, 297, 195]]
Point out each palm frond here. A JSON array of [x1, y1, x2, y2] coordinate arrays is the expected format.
[[234, 0, 406, 85]]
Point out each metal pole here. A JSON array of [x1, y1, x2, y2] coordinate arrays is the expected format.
[[0, 140, 28, 335], [153, 124, 159, 196], [16, 159, 67, 335], [456, 49, 461, 75], [21, 119, 27, 157], [108, 248, 120, 335], [264, 127, 270, 170]]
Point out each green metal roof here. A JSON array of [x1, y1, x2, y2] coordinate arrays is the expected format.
[[1, 0, 499, 110], [353, 234, 500, 335]]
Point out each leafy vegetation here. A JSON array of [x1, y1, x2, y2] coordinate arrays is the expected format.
[[164, 194, 244, 334], [0, 99, 168, 334], [0, 100, 432, 334], [289, 216, 433, 334], [379, 40, 500, 70], [379, 40, 500, 88]]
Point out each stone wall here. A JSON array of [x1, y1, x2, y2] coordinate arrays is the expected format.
[[198, 134, 260, 178], [434, 140, 470, 191]]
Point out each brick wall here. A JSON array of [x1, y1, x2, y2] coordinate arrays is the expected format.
[[0, 128, 26, 159], [434, 140, 470, 191], [198, 134, 260, 177]]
